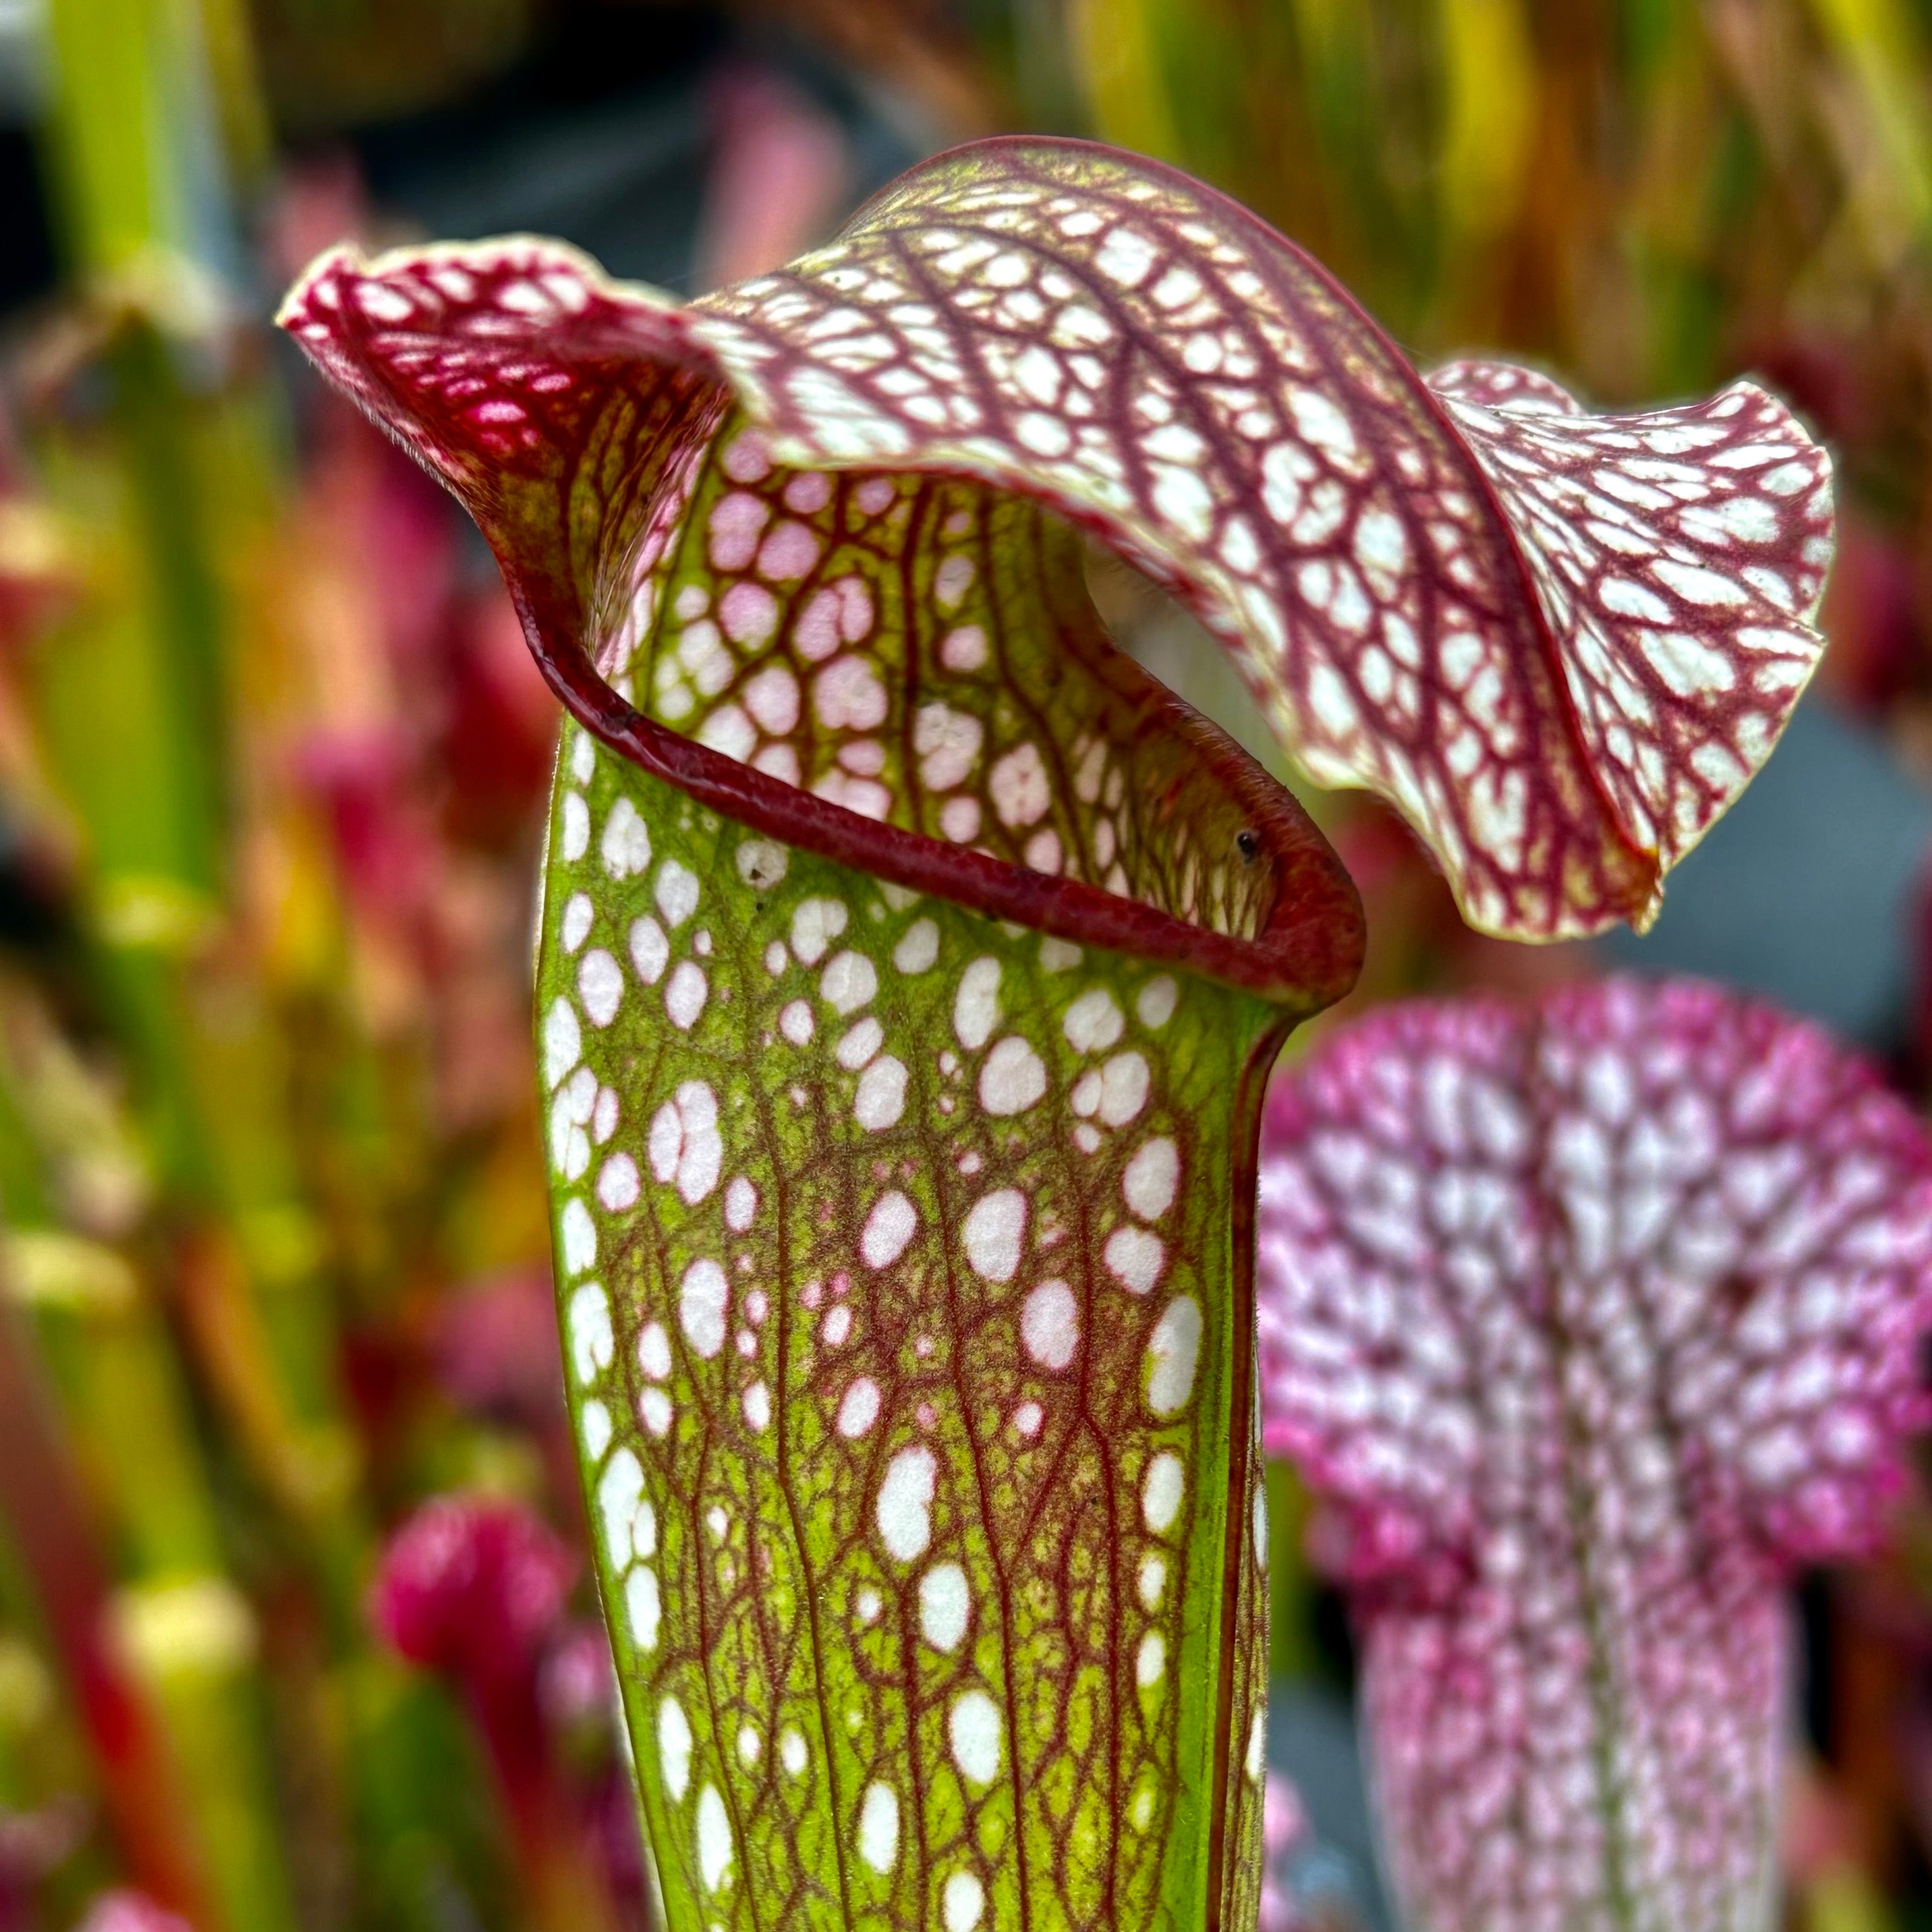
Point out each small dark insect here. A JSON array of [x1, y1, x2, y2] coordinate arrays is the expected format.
[[1236, 829, 1259, 862]]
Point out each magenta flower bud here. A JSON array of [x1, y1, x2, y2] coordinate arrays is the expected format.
[[371, 1494, 574, 1691]]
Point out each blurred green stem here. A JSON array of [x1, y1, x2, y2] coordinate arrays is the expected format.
[[0, 1296, 212, 1925], [35, 0, 369, 1604]]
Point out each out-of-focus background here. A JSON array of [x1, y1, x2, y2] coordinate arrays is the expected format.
[[0, 3, 1929, 1928]]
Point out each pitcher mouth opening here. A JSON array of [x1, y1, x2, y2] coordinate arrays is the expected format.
[[514, 533, 1361, 1013]]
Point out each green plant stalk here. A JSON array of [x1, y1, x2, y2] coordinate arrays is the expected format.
[[0, 1296, 213, 1924], [26, 401, 360, 1480], [36, 0, 370, 1587], [24, 6, 355, 1905], [0, 1027, 297, 1932]]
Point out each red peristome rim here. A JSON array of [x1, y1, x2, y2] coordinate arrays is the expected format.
[[280, 242, 1366, 1013]]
